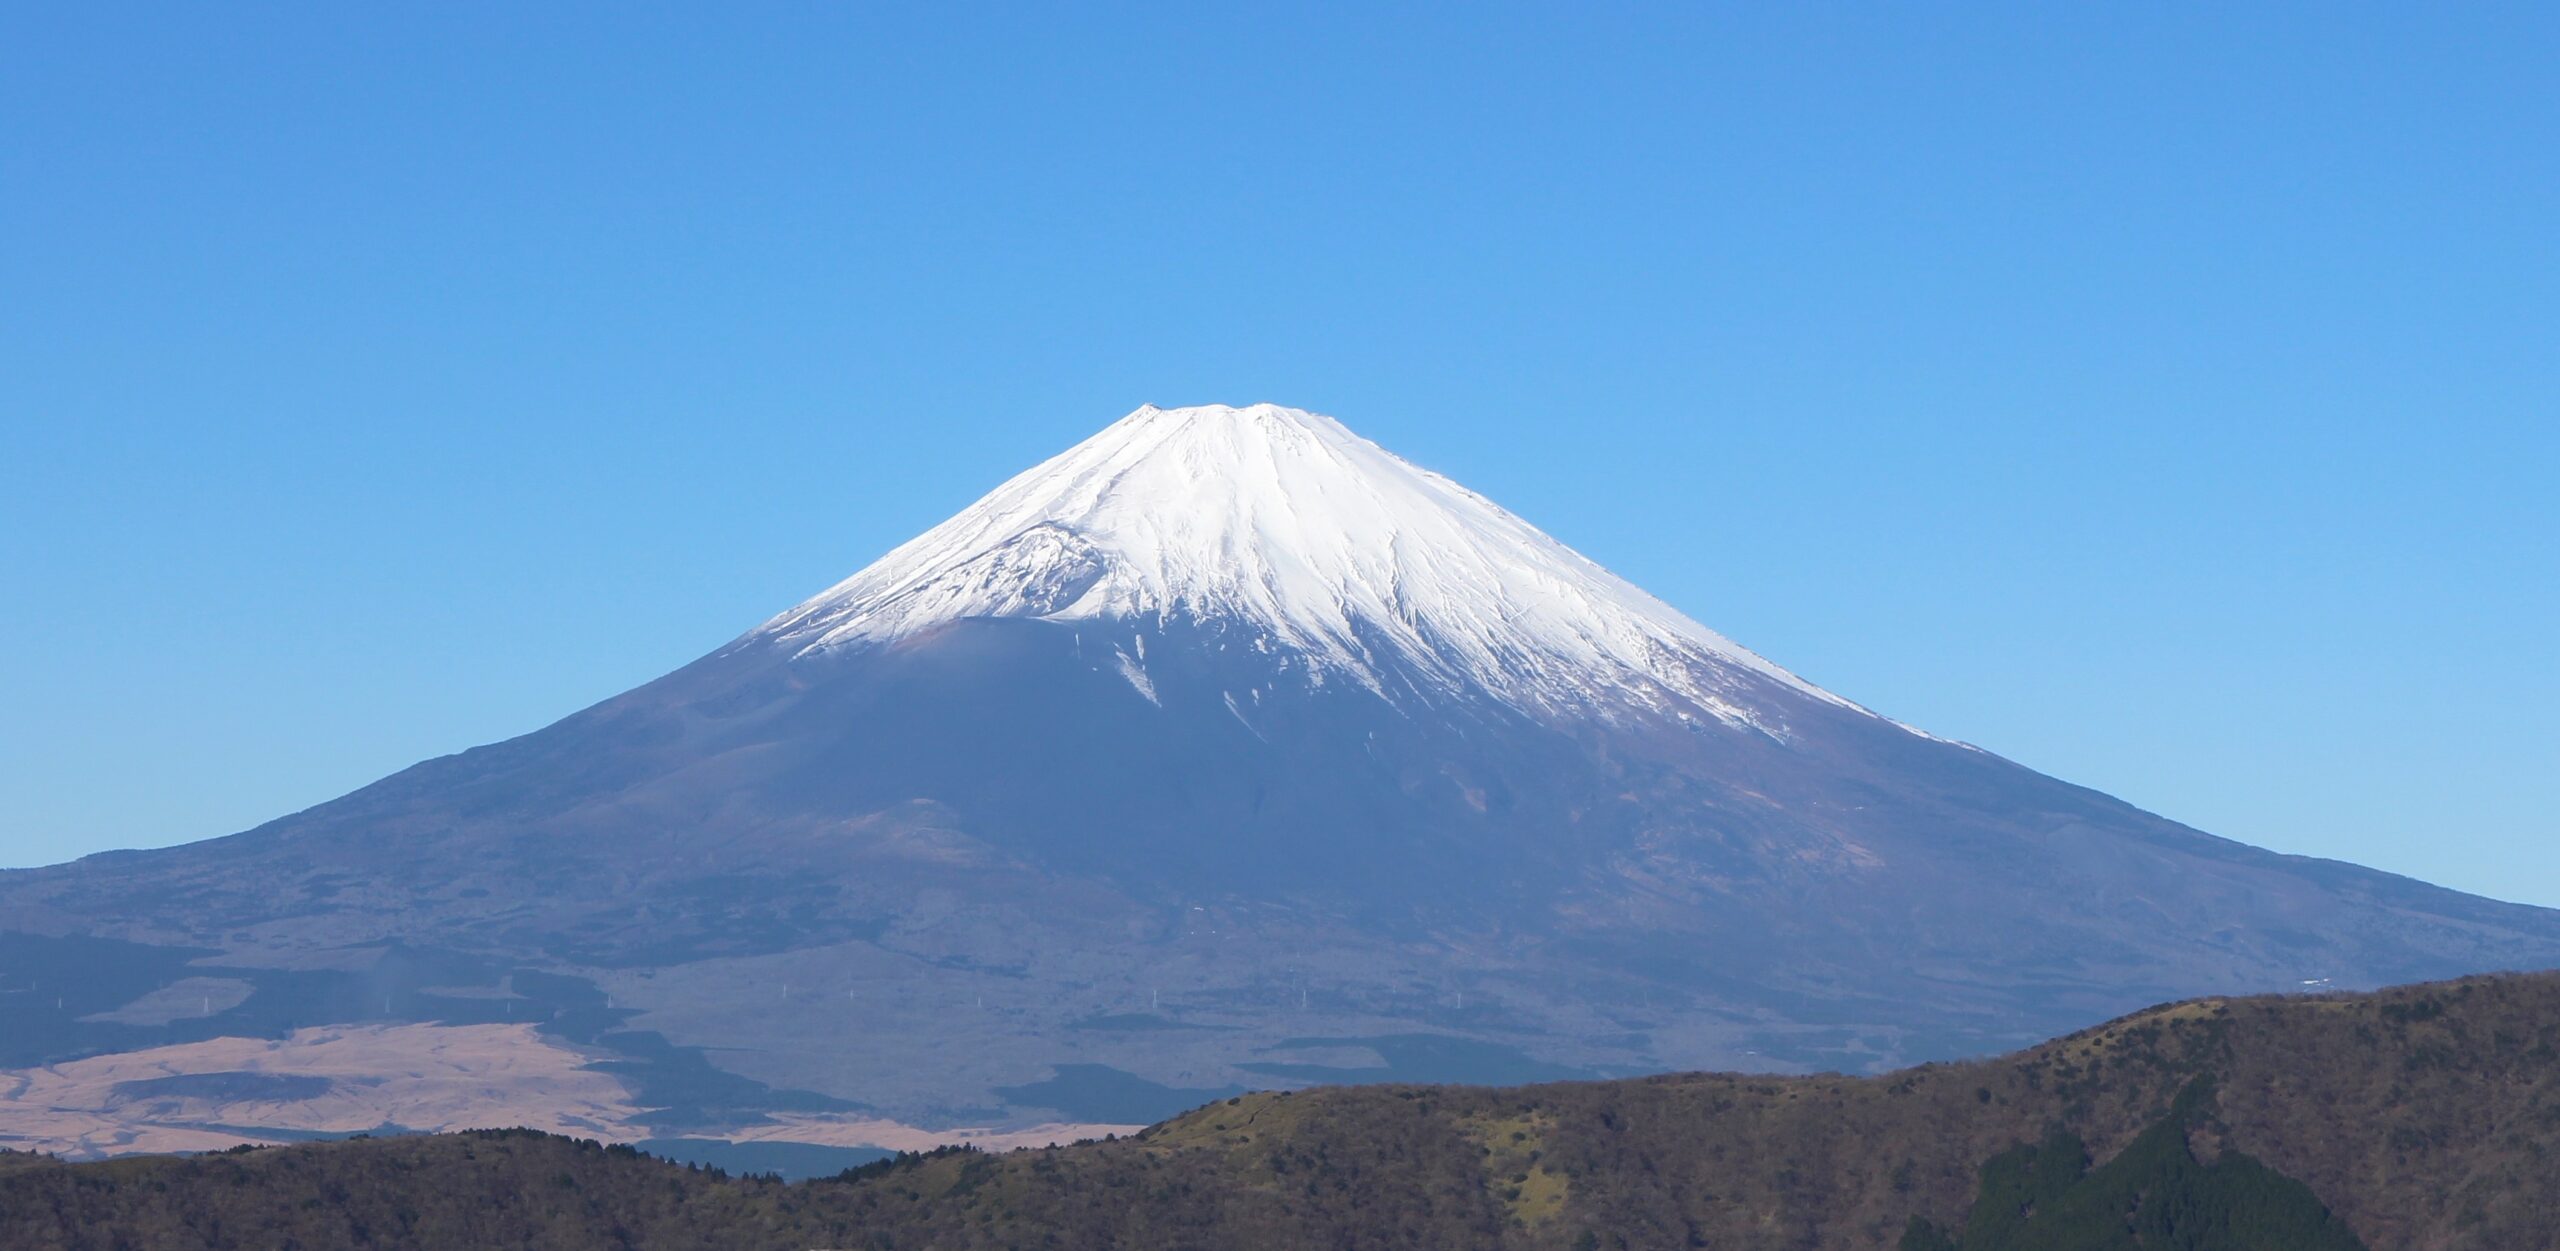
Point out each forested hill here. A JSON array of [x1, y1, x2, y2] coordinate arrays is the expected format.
[[4, 971, 2556, 1250]]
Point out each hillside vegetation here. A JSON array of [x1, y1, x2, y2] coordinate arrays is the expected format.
[[3, 972, 2555, 1250]]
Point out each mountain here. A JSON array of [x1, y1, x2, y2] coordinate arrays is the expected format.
[[10, 971, 2559, 1250], [2, 402, 2555, 1150]]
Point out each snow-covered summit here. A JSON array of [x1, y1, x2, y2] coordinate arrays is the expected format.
[[755, 403, 1868, 727]]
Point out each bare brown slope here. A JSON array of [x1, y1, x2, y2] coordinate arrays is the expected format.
[[2, 971, 2555, 1250]]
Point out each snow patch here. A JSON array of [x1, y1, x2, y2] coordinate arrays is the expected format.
[[1113, 650, 1159, 706], [1221, 691, 1267, 741]]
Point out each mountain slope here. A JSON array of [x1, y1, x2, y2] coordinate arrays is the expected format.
[[2, 402, 2554, 1141], [5, 972, 2555, 1251]]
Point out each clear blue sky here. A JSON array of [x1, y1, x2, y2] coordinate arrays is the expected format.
[[4, 6, 2554, 904]]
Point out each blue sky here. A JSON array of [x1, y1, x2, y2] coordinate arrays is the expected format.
[[4, 5, 2554, 904]]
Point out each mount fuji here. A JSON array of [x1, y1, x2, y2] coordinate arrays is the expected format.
[[5, 403, 2556, 1148]]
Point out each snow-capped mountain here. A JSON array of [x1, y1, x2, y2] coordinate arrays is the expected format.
[[757, 403, 1851, 729], [3, 401, 2556, 1146]]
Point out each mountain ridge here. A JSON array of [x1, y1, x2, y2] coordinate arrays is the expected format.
[[6, 970, 2555, 1250]]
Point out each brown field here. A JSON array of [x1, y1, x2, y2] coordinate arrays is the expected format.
[[0, 1022, 1135, 1158]]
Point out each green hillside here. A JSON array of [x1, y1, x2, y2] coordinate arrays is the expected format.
[[1900, 1078, 2365, 1251], [4, 971, 2556, 1250]]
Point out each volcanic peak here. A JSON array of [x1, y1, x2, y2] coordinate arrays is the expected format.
[[753, 403, 1869, 727]]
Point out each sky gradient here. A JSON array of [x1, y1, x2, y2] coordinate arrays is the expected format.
[[4, 5, 2555, 904]]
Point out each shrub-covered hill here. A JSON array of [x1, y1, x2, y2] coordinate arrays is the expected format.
[[3, 971, 2555, 1250]]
